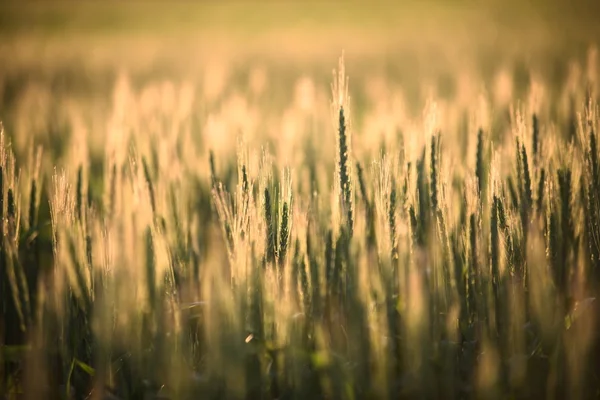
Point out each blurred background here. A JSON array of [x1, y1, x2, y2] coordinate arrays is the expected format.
[[1, 0, 599, 158], [2, 0, 599, 96]]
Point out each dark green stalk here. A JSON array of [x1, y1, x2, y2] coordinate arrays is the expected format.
[[536, 168, 545, 213], [588, 129, 600, 277], [26, 178, 40, 318], [28, 179, 37, 230], [556, 168, 573, 293], [6, 250, 29, 331], [568, 97, 577, 142], [0, 166, 3, 238], [307, 225, 320, 319], [297, 240, 310, 312], [357, 161, 376, 249], [532, 113, 539, 164], [451, 228, 470, 346], [491, 196, 501, 335], [356, 161, 368, 208], [109, 163, 117, 217], [409, 204, 418, 244], [145, 227, 156, 310], [386, 289, 402, 398], [249, 257, 264, 342], [468, 213, 478, 321], [142, 156, 156, 215], [87, 177, 93, 210], [67, 236, 92, 313], [333, 229, 348, 302], [85, 179, 93, 271], [209, 150, 218, 189], [558, 168, 573, 243], [388, 185, 400, 301], [0, 165, 5, 344], [291, 238, 302, 307], [324, 229, 334, 294], [507, 176, 519, 210], [85, 233, 93, 272], [549, 205, 562, 292]]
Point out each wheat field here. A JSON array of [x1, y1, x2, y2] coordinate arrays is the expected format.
[[1, 2, 600, 399]]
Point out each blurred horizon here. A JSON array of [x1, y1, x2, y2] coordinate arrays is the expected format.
[[1, 1, 599, 54], [1, 0, 599, 132], [1, 1, 598, 85]]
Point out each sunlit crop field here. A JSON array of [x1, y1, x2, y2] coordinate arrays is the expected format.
[[1, 2, 600, 399]]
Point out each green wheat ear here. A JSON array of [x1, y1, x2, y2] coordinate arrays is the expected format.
[[389, 186, 398, 262], [241, 164, 249, 197], [7, 188, 16, 238], [278, 201, 289, 270], [415, 147, 429, 246], [430, 132, 439, 211], [28, 179, 37, 230], [520, 143, 533, 228], [76, 165, 83, 222], [338, 106, 353, 236], [264, 187, 276, 264], [475, 128, 485, 200]]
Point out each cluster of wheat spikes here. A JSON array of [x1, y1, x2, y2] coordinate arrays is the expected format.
[[1, 54, 600, 399]]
